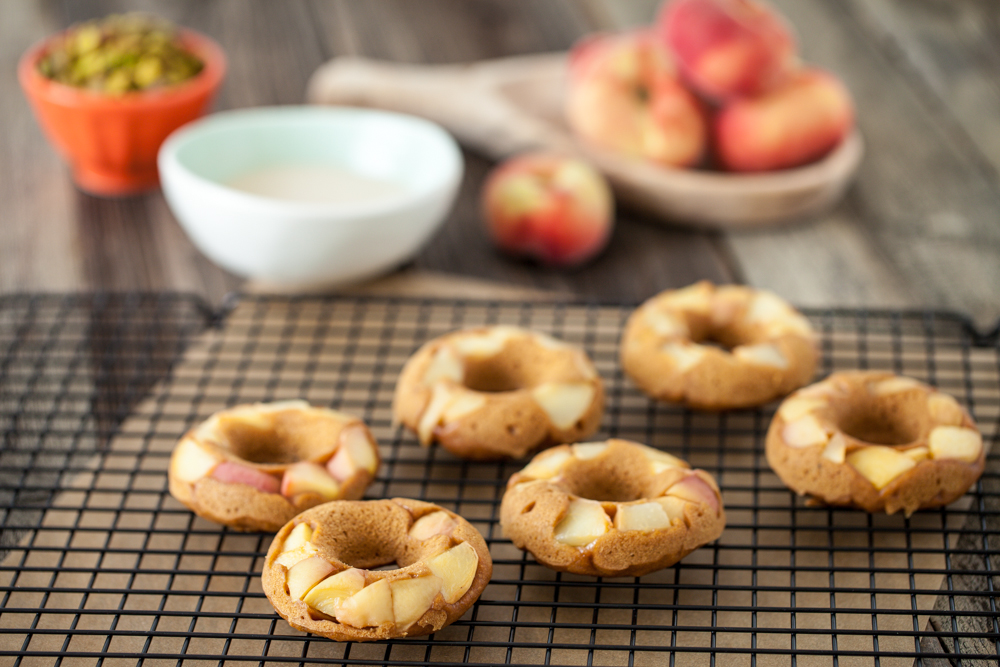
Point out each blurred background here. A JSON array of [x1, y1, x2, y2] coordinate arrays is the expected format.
[[2, 0, 999, 328]]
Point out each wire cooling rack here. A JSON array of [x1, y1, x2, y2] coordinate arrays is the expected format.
[[0, 293, 998, 667]]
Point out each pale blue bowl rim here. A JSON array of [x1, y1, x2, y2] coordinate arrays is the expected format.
[[158, 105, 464, 218]]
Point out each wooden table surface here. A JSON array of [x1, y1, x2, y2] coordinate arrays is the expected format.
[[2, 0, 999, 328]]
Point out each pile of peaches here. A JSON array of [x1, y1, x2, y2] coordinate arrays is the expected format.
[[482, 0, 855, 267], [570, 0, 854, 172]]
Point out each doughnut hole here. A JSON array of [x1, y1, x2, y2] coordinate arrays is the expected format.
[[684, 315, 773, 352], [216, 410, 343, 465], [307, 501, 445, 571], [460, 334, 586, 393], [829, 391, 931, 447], [462, 356, 531, 393], [554, 448, 658, 503], [660, 285, 787, 352]]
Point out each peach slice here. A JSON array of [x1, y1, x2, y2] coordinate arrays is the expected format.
[[766, 312, 814, 337], [656, 496, 689, 524], [335, 578, 394, 628], [442, 390, 486, 422], [409, 511, 457, 541], [417, 383, 453, 444], [327, 424, 379, 482], [242, 399, 310, 415], [572, 442, 609, 460], [846, 445, 916, 490], [286, 556, 337, 600], [572, 350, 599, 380], [390, 575, 443, 631], [928, 426, 983, 464], [644, 308, 688, 338], [782, 415, 829, 448], [796, 380, 839, 399], [334, 579, 394, 628], [778, 396, 826, 422], [282, 522, 313, 553], [275, 544, 319, 569], [280, 462, 341, 502], [734, 343, 787, 369], [521, 449, 573, 480], [532, 331, 572, 351], [423, 346, 464, 385], [666, 474, 720, 515], [209, 461, 280, 494], [659, 282, 713, 314], [302, 567, 366, 617], [643, 446, 688, 473], [904, 446, 930, 463], [170, 438, 219, 483], [927, 394, 965, 427], [615, 501, 674, 532], [426, 542, 480, 604], [661, 342, 706, 373], [871, 376, 922, 396], [451, 327, 519, 357], [745, 291, 791, 324], [554, 498, 610, 547], [821, 432, 847, 464], [531, 382, 596, 430]]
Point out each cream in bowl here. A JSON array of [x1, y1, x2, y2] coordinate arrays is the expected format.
[[158, 106, 463, 287]]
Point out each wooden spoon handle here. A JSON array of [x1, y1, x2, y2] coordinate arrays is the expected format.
[[306, 54, 577, 160]]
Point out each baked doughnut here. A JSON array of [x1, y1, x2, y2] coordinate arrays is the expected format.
[[766, 371, 985, 516], [620, 282, 818, 410], [261, 498, 492, 641], [500, 439, 725, 577], [393, 326, 604, 459], [168, 400, 380, 532]]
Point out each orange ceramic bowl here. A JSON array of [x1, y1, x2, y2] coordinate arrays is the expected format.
[[18, 28, 226, 196]]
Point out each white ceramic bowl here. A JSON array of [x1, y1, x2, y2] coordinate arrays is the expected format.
[[158, 106, 463, 287]]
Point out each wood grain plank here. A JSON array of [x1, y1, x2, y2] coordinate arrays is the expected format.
[[307, 0, 593, 63], [0, 2, 83, 291], [842, 0, 1000, 183]]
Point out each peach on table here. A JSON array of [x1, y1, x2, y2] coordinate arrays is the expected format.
[[481, 153, 613, 267]]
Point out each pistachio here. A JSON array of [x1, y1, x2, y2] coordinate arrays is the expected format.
[[38, 13, 203, 94]]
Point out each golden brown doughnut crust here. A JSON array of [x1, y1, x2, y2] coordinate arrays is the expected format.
[[261, 498, 492, 641], [500, 439, 725, 577], [766, 371, 985, 516], [620, 282, 818, 410], [168, 401, 380, 532], [392, 326, 604, 459]]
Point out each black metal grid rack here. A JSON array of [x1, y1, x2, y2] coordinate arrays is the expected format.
[[0, 293, 998, 667]]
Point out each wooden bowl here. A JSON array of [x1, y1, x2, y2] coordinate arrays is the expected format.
[[307, 53, 863, 230]]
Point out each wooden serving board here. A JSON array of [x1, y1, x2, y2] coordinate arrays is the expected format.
[[307, 53, 864, 230]]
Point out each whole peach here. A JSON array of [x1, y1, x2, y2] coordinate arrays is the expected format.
[[658, 0, 797, 102], [482, 154, 613, 267], [566, 30, 706, 168], [715, 68, 854, 172]]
